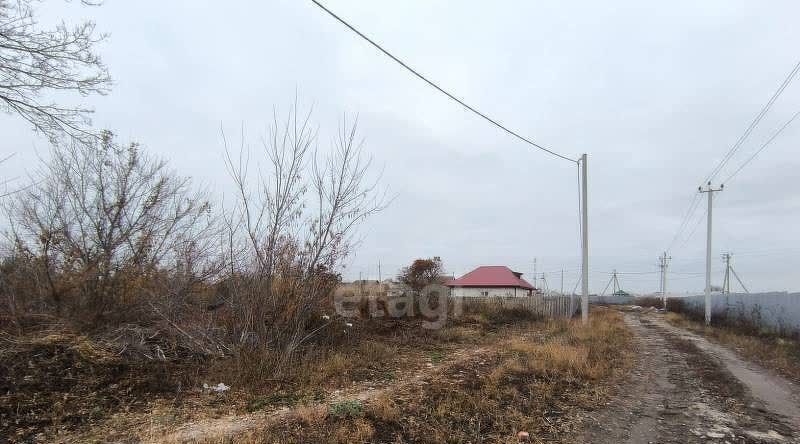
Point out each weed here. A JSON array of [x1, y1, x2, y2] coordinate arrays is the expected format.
[[329, 400, 364, 418], [428, 350, 445, 364]]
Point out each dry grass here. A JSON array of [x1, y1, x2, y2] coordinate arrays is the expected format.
[[25, 310, 528, 442], [244, 308, 634, 443], [460, 298, 544, 326], [0, 330, 197, 442], [633, 296, 664, 309], [12, 300, 621, 443], [368, 394, 401, 422], [666, 312, 800, 383]]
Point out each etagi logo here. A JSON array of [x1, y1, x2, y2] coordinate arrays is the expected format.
[[333, 283, 463, 330]]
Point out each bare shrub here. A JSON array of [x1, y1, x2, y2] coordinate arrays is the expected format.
[[221, 106, 387, 373], [1, 132, 219, 328]]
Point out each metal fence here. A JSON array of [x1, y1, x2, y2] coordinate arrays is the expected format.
[[453, 295, 579, 319], [589, 294, 636, 305], [670, 292, 800, 336]]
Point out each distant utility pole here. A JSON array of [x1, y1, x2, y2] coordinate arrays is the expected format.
[[600, 270, 621, 297], [658, 252, 671, 309], [699, 182, 723, 325], [722, 253, 749, 294], [533, 258, 538, 291], [722, 253, 732, 294], [378, 261, 382, 282], [541, 272, 549, 295], [581, 154, 589, 324], [560, 269, 564, 295]]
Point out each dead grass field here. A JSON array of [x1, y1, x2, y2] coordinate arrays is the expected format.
[[2, 303, 545, 442], [3, 304, 635, 443], [233, 308, 634, 444], [665, 312, 800, 383]]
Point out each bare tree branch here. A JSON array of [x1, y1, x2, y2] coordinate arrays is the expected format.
[[2, 132, 220, 321], [222, 103, 388, 371], [0, 0, 111, 144]]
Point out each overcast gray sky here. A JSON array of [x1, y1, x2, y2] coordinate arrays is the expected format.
[[2, 0, 800, 294]]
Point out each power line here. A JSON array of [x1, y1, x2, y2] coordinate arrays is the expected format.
[[722, 109, 800, 185], [666, 59, 800, 254], [309, 0, 577, 164], [676, 206, 707, 251], [606, 270, 659, 275], [703, 59, 800, 184], [731, 247, 800, 258], [667, 193, 702, 252]]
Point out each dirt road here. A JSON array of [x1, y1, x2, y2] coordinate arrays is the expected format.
[[582, 310, 799, 443]]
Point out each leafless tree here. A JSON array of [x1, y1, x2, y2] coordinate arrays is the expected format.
[[2, 132, 218, 324], [222, 106, 387, 370], [0, 0, 110, 144]]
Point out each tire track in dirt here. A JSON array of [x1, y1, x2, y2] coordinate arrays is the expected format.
[[582, 311, 798, 443], [651, 315, 800, 430]]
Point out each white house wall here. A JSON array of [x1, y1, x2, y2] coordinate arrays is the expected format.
[[450, 287, 531, 298]]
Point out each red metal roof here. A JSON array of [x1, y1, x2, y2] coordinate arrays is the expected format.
[[445, 266, 535, 290]]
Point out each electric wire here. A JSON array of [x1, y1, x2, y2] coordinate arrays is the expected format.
[[310, 0, 577, 163], [722, 110, 800, 185], [676, 206, 708, 251], [703, 59, 800, 184], [667, 193, 702, 252], [666, 60, 800, 255], [571, 274, 581, 295]]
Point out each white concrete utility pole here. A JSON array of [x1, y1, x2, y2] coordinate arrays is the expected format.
[[699, 182, 723, 325], [658, 252, 671, 309], [722, 253, 732, 294], [581, 154, 589, 324]]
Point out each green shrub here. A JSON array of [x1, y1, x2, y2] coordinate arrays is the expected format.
[[329, 400, 364, 418]]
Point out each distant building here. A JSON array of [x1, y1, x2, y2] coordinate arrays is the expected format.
[[445, 265, 535, 298]]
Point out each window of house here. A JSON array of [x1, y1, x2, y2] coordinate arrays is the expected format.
[[480, 290, 489, 297]]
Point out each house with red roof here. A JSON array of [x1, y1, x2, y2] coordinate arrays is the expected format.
[[445, 265, 536, 298]]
